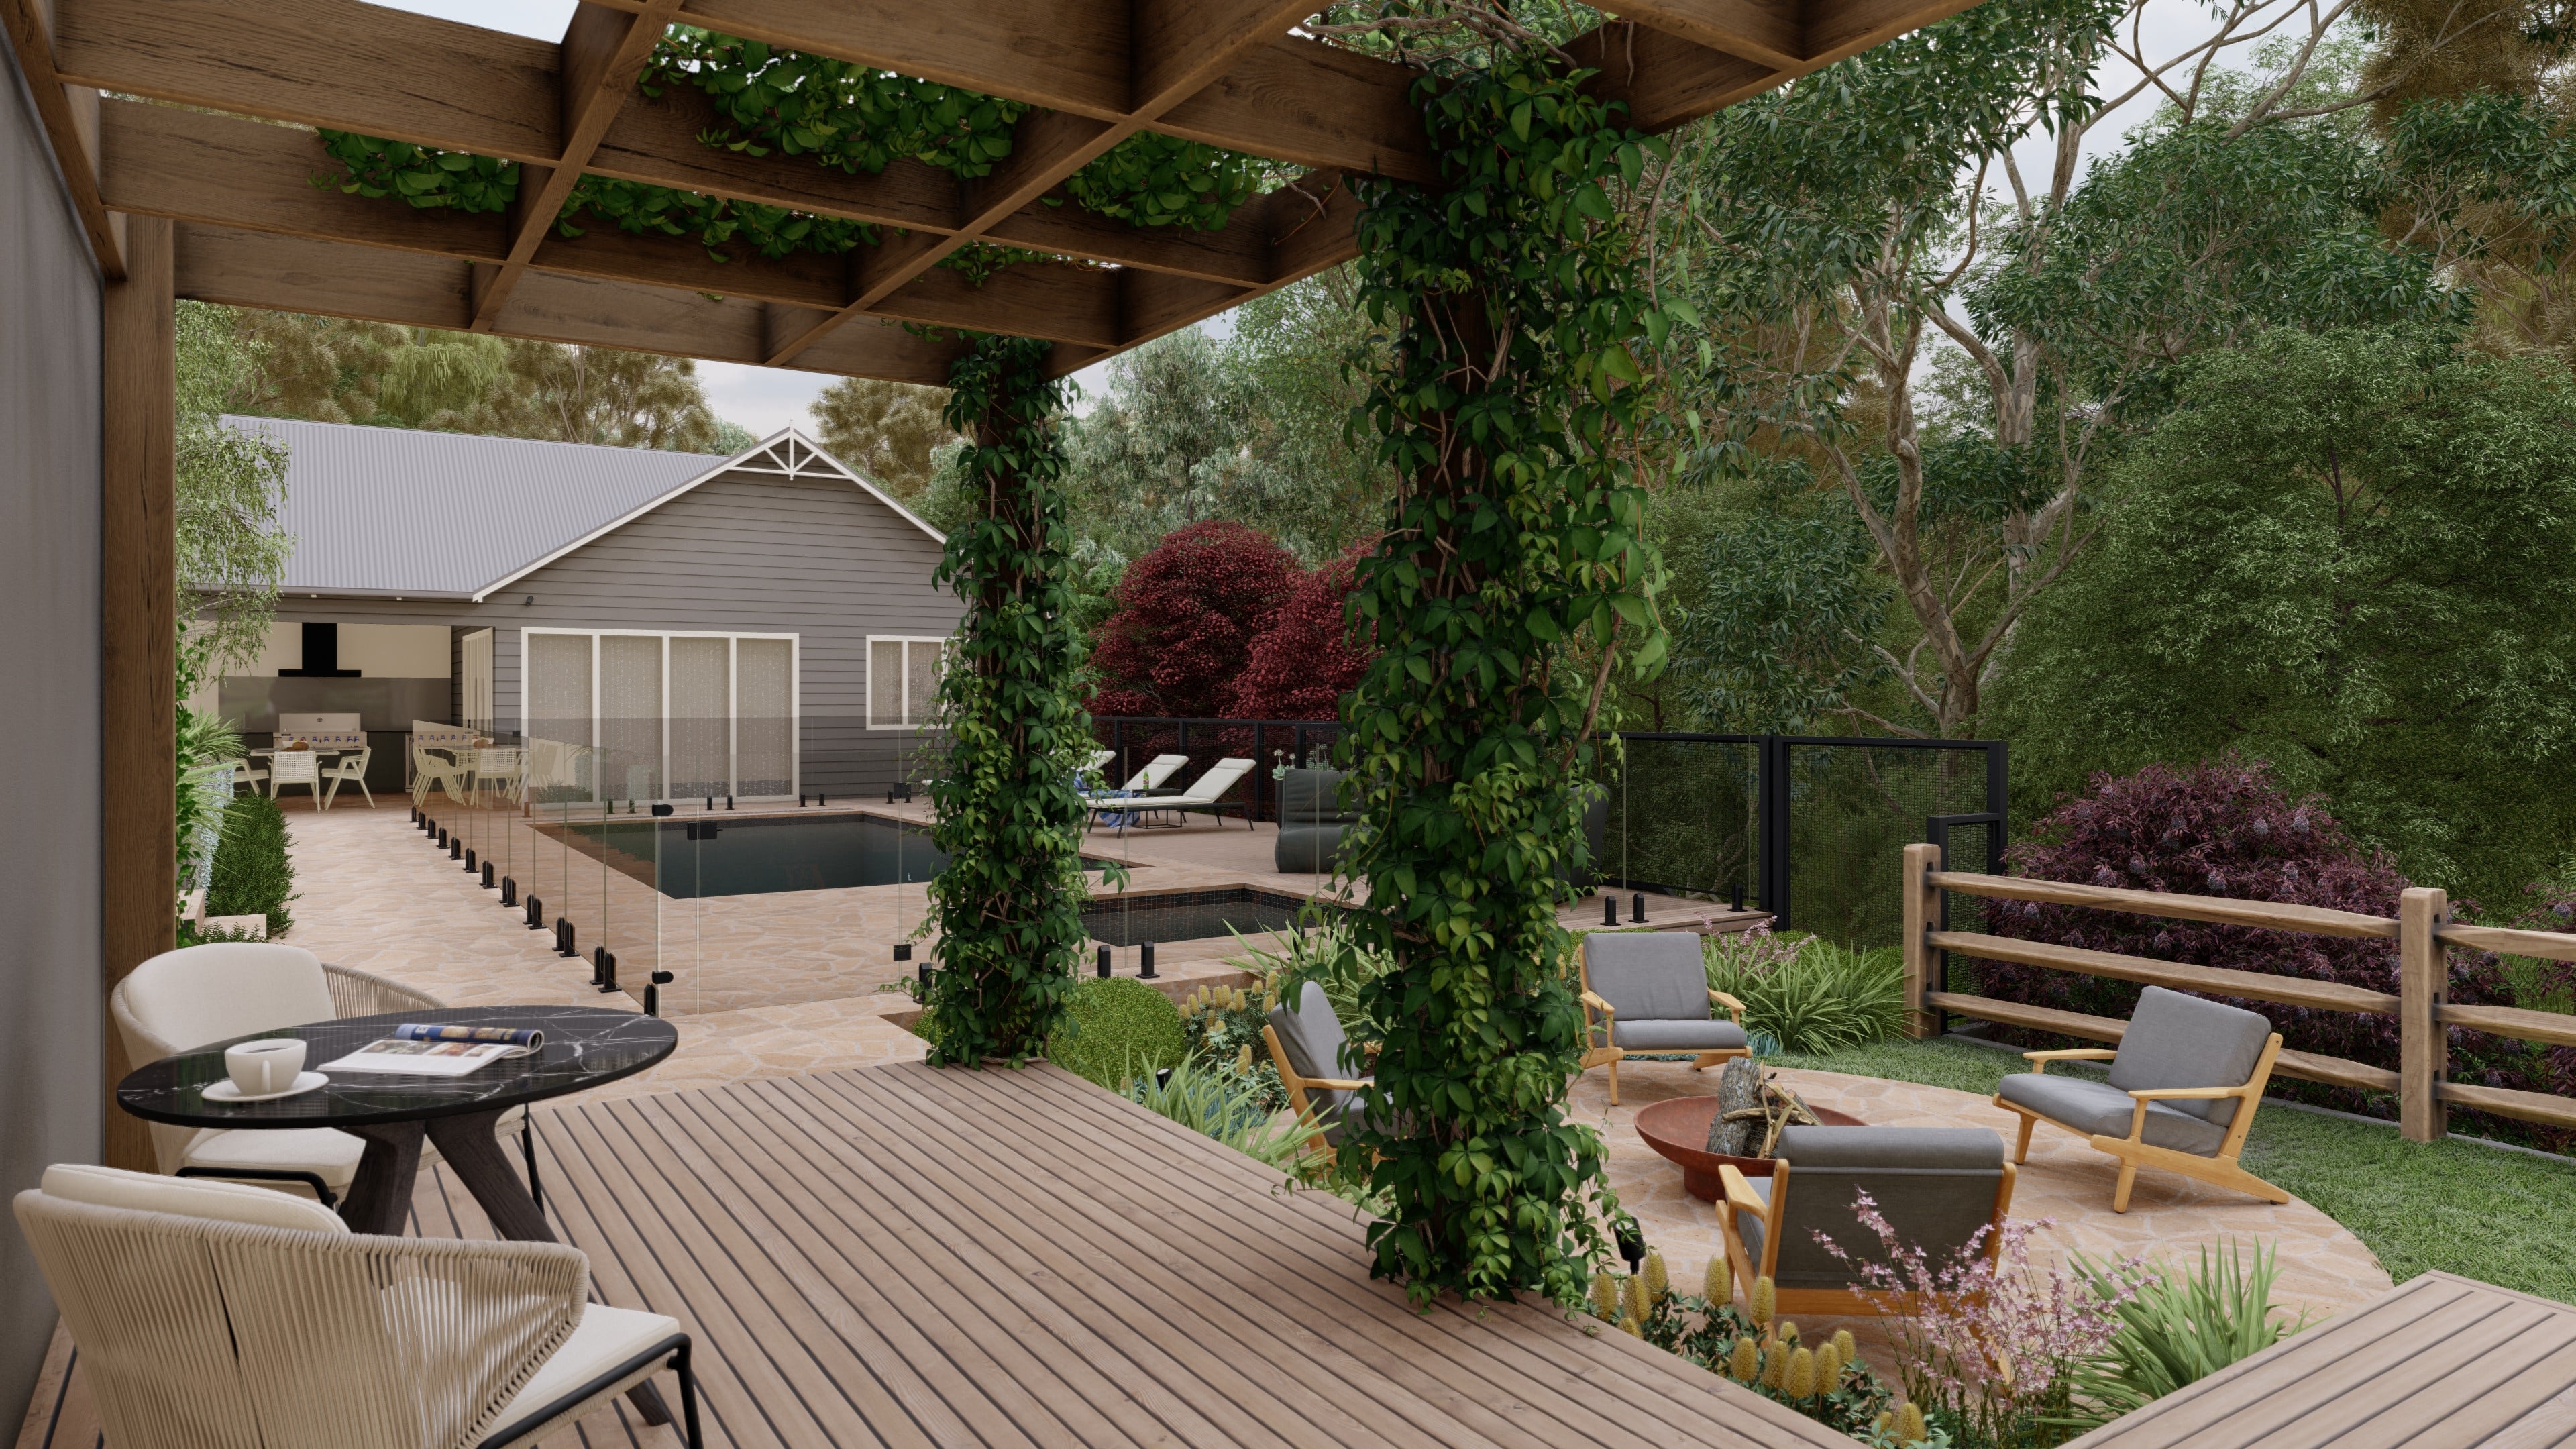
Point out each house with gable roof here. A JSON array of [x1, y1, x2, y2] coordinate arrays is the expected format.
[[205, 419, 959, 800]]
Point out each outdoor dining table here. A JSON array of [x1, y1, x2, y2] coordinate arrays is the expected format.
[[115, 1004, 677, 1239]]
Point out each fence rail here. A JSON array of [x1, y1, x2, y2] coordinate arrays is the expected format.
[[1900, 844, 2576, 1142]]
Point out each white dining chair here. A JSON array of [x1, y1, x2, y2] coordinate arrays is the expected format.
[[321, 745, 374, 809], [268, 749, 323, 810]]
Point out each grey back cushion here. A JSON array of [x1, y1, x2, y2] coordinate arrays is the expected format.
[[1584, 933, 1709, 1024], [1277, 769, 1352, 826], [1767, 1126, 2006, 1289], [1268, 981, 1362, 1122], [2110, 986, 2273, 1127]]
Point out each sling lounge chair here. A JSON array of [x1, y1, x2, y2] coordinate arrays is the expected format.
[[1992, 985, 2289, 1213], [1718, 1125, 2015, 1317], [1577, 930, 1750, 1106], [1101, 757, 1254, 835]]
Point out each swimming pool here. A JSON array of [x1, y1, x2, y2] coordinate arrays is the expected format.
[[1079, 887, 1338, 946], [557, 814, 1106, 898]]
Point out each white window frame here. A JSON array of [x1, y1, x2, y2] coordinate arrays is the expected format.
[[523, 627, 800, 799], [865, 635, 953, 730]]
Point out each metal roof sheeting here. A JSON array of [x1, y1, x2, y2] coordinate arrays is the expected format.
[[226, 415, 729, 599]]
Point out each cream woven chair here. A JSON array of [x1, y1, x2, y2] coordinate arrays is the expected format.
[[113, 943, 526, 1206], [16, 1164, 702, 1449]]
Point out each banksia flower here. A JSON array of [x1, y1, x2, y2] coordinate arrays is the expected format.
[[1896, 1402, 1928, 1444], [1812, 1340, 1841, 1389], [1832, 1328, 1856, 1364], [1235, 1042, 1252, 1072], [1750, 1275, 1776, 1327], [1784, 1346, 1816, 1398], [1729, 1336, 1760, 1382], [1619, 1316, 1643, 1339], [1642, 1250, 1668, 1306], [1622, 1272, 1648, 1326], [1761, 1341, 1788, 1389], [1775, 1320, 1799, 1346], [1703, 1254, 1730, 1304], [1591, 1271, 1619, 1322]]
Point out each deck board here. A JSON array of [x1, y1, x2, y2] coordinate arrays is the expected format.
[[18, 1061, 2575, 1449], [2063, 1271, 2576, 1449]]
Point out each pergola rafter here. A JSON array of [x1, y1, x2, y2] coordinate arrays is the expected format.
[[14, 0, 1985, 384]]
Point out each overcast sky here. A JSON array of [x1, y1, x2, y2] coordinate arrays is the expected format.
[[371, 0, 2265, 433]]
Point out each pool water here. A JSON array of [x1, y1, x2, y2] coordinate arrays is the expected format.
[[559, 814, 1108, 898], [1080, 887, 1335, 946]]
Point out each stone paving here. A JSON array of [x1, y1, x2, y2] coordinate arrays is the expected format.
[[1578, 1055, 2392, 1369]]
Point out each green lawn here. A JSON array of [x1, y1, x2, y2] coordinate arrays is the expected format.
[[1766, 1037, 2576, 1305]]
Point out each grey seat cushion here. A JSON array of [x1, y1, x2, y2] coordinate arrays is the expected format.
[[2108, 985, 2273, 1128], [1996, 1071, 2229, 1156], [1584, 933, 1710, 1032], [1734, 1127, 2008, 1289], [1611, 1018, 1749, 1052], [1274, 823, 1345, 874], [1268, 981, 1367, 1129]]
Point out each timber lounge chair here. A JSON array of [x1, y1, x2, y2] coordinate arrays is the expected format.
[[1992, 984, 2290, 1214], [16, 1163, 703, 1449], [1263, 981, 1373, 1165], [1717, 1125, 2015, 1317], [1102, 756, 1255, 835], [1577, 930, 1750, 1106]]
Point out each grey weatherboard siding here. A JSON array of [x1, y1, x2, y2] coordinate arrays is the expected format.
[[270, 459, 960, 794], [1, 35, 107, 1420]]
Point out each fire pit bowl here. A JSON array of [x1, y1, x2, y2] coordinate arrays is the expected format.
[[1632, 1095, 1864, 1201]]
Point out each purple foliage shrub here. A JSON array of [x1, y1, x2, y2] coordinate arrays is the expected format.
[[1982, 757, 2566, 1141]]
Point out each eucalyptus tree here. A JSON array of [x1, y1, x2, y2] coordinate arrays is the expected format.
[[810, 376, 961, 502], [1653, 0, 2467, 738]]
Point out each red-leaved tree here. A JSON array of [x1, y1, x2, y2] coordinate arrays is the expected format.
[[1087, 519, 1298, 718], [1230, 546, 1373, 720], [1980, 755, 2567, 1145]]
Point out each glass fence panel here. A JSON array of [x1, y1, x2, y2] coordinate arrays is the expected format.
[[1598, 735, 1760, 905], [1784, 742, 1996, 948]]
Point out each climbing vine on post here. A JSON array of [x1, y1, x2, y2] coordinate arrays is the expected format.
[[1334, 36, 1676, 1306], [919, 333, 1097, 1065]]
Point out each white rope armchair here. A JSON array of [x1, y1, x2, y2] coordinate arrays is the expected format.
[[16, 1165, 700, 1449], [113, 945, 531, 1208]]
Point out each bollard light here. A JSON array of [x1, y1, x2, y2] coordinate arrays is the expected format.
[[1097, 945, 1112, 979], [1632, 892, 1646, 924], [1603, 895, 1618, 928], [1731, 881, 1745, 912], [918, 961, 933, 994], [1140, 941, 1157, 979]]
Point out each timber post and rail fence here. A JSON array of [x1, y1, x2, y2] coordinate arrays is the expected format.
[[1899, 843, 2576, 1145]]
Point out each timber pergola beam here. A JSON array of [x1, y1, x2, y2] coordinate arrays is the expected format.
[[26, 0, 1987, 382]]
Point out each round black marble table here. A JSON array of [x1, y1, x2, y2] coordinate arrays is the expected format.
[[117, 1006, 677, 1239]]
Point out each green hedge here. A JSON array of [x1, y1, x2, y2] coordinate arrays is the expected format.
[[203, 792, 297, 938], [1045, 977, 1185, 1089]]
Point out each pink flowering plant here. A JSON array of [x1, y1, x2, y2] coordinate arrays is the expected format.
[[1819, 1191, 2145, 1449]]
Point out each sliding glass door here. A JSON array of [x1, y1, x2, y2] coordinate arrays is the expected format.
[[525, 629, 798, 801]]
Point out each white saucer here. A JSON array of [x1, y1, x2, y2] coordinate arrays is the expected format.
[[202, 1071, 329, 1104]]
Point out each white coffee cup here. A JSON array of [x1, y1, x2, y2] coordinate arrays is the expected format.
[[224, 1038, 307, 1095]]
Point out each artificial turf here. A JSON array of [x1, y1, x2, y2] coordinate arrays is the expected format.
[[1766, 1036, 2576, 1305]]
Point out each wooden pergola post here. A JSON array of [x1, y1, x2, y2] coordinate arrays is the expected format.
[[99, 213, 175, 1172]]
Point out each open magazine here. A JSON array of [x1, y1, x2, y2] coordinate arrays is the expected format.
[[319, 1023, 545, 1077]]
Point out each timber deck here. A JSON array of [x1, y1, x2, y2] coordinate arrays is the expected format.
[[17, 1061, 1848, 1449], [2063, 1270, 2576, 1448]]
